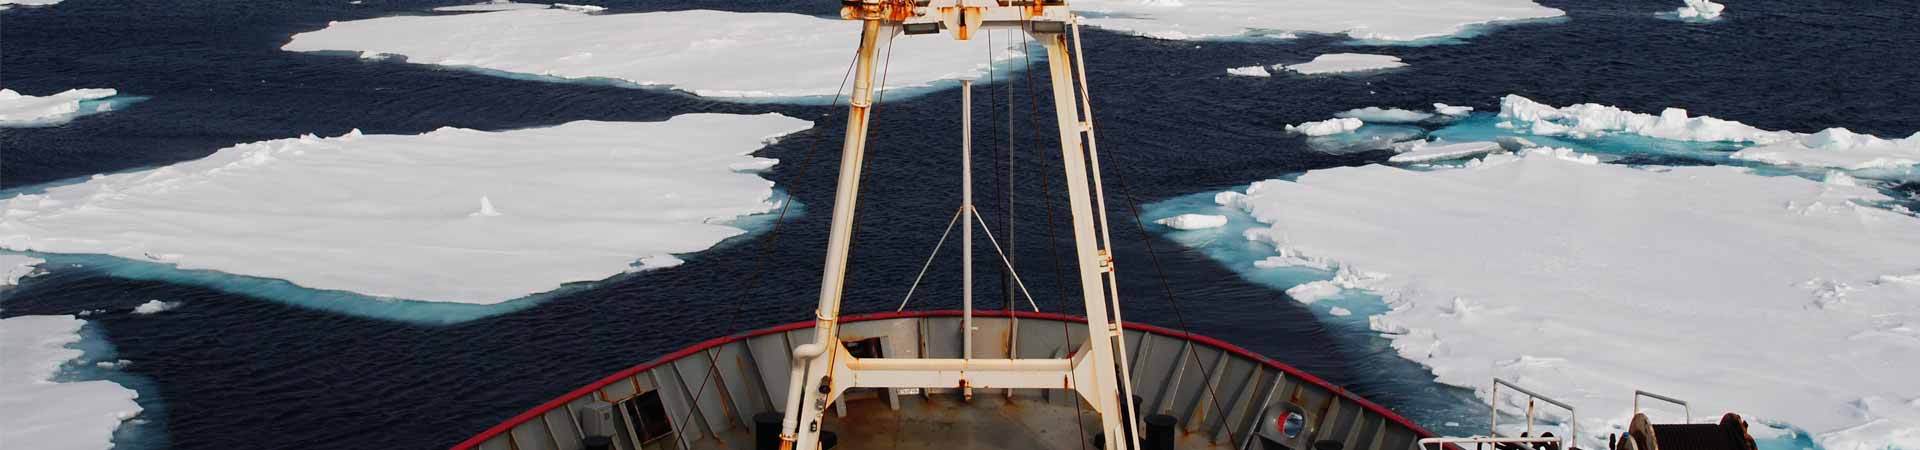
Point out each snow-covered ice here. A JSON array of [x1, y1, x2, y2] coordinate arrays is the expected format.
[[1283, 280, 1341, 303], [1499, 95, 1920, 172], [1672, 0, 1726, 22], [551, 3, 603, 13], [1286, 117, 1364, 136], [1280, 54, 1407, 75], [1069, 0, 1563, 42], [0, 88, 126, 128], [0, 315, 142, 450], [1226, 66, 1271, 77], [1154, 214, 1228, 230], [1434, 103, 1475, 117], [0, 0, 64, 9], [1731, 128, 1920, 171], [432, 0, 549, 12], [131, 300, 181, 315], [1337, 107, 1434, 124], [2, 254, 43, 287], [0, 113, 812, 305], [1220, 148, 1920, 449], [284, 9, 1021, 100], [1387, 141, 1505, 163]]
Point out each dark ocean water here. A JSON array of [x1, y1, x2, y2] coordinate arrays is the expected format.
[[3, 0, 1918, 449]]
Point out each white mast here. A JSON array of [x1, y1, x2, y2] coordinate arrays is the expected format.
[[961, 78, 975, 402]]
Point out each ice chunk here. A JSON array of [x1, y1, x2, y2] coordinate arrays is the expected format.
[[1286, 117, 1364, 136], [552, 3, 604, 12], [131, 300, 181, 315], [1285, 280, 1342, 303], [0, 315, 142, 450], [1337, 107, 1434, 123], [0, 113, 812, 305], [0, 88, 120, 128], [1279, 54, 1407, 75], [1434, 103, 1475, 117], [1226, 66, 1271, 77], [431, 0, 549, 11], [1388, 141, 1505, 163], [1329, 307, 1353, 317], [1731, 129, 1920, 170], [284, 9, 1023, 101], [470, 196, 503, 217], [1154, 213, 1228, 230], [0, 0, 65, 8], [1674, 0, 1725, 21], [1221, 149, 1920, 449], [1069, 0, 1563, 42], [2, 254, 44, 286], [1500, 95, 1919, 171]]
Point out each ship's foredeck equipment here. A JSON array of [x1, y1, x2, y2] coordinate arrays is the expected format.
[[784, 0, 1136, 449]]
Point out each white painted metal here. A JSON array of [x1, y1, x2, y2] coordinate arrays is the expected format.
[[1069, 18, 1145, 437], [1634, 390, 1691, 423], [1489, 378, 1577, 448], [781, 2, 1140, 450], [962, 79, 975, 402]]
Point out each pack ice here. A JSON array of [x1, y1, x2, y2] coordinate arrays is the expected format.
[[1500, 95, 1920, 171], [0, 315, 142, 450], [0, 113, 812, 304], [1069, 0, 1562, 41], [0, 88, 120, 127], [2, 254, 44, 286], [1222, 149, 1920, 450], [284, 9, 1021, 100], [1281, 54, 1408, 75]]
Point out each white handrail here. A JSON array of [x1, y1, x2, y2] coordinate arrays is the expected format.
[[1489, 378, 1576, 448], [1419, 436, 1565, 450], [1633, 390, 1691, 423]]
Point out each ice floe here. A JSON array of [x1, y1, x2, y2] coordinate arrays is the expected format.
[[130, 300, 181, 315], [0, 88, 129, 128], [1154, 213, 1228, 230], [1226, 66, 1271, 77], [432, 0, 549, 12], [1671, 0, 1726, 22], [1337, 107, 1434, 124], [1279, 54, 1407, 75], [1221, 148, 1920, 449], [0, 315, 142, 450], [1069, 0, 1563, 42], [284, 9, 1021, 101], [1387, 140, 1505, 163], [1499, 95, 1920, 172], [2, 254, 43, 287], [1434, 103, 1475, 117], [0, 113, 811, 305], [0, 0, 64, 9], [1286, 117, 1364, 136]]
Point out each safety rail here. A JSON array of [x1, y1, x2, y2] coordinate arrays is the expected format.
[[1632, 390, 1690, 423], [1489, 378, 1577, 449], [1419, 436, 1566, 450]]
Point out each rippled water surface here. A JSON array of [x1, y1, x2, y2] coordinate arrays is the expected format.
[[4, 0, 1917, 449]]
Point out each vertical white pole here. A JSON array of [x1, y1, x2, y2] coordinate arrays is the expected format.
[[961, 79, 975, 402]]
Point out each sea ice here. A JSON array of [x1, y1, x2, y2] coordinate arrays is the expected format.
[[1279, 54, 1407, 75], [551, 3, 603, 13], [2, 254, 43, 287], [1284, 280, 1341, 303], [432, 0, 549, 12], [131, 300, 181, 315], [1731, 128, 1920, 171], [0, 113, 812, 305], [1337, 107, 1434, 124], [1387, 141, 1505, 163], [284, 9, 1022, 100], [1154, 213, 1228, 230], [1674, 0, 1726, 21], [0, 315, 142, 450], [1434, 103, 1475, 117], [0, 0, 64, 8], [1499, 95, 1920, 172], [1068, 0, 1563, 42], [0, 88, 121, 128], [1286, 118, 1364, 136], [1226, 66, 1272, 77], [1224, 148, 1920, 449]]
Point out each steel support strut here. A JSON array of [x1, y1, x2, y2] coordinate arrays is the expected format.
[[782, 17, 887, 450]]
